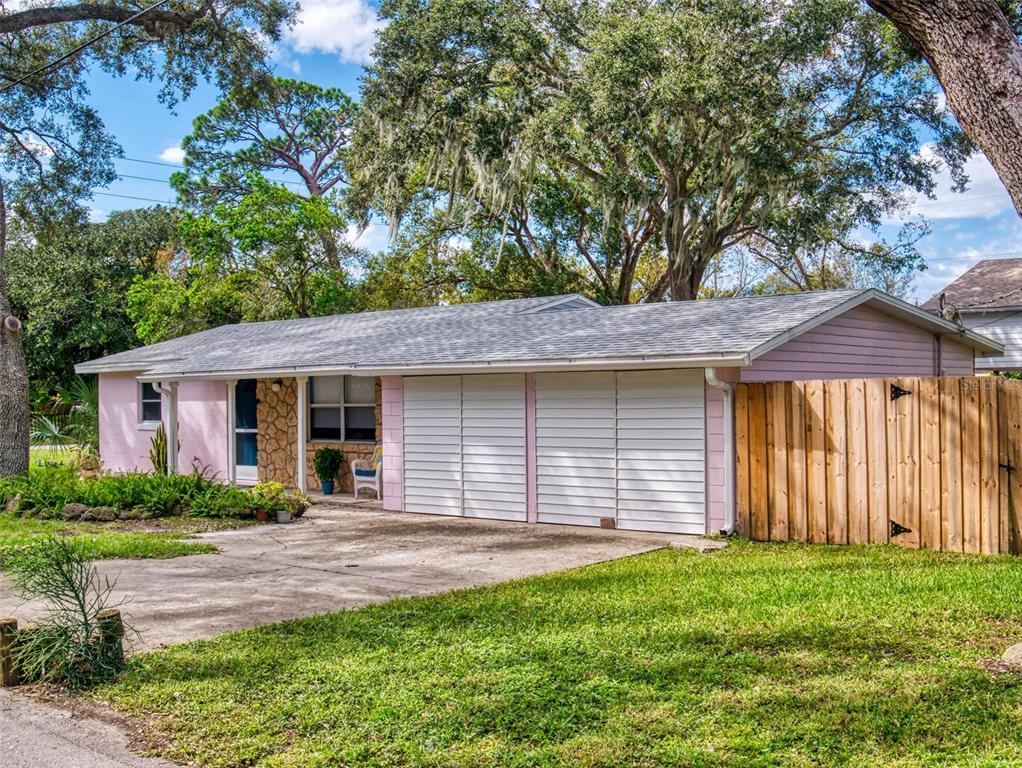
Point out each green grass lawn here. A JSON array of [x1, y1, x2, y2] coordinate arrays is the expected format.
[[29, 445, 74, 468], [98, 541, 1022, 767], [0, 513, 241, 559]]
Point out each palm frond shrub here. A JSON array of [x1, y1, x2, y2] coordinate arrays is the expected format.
[[30, 376, 100, 455], [2, 536, 132, 688]]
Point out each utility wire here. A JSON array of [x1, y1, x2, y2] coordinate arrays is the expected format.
[[0, 0, 174, 93], [93, 190, 173, 204], [117, 157, 308, 188]]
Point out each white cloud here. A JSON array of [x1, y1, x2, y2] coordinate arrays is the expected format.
[[347, 222, 391, 252], [895, 145, 1014, 222], [158, 145, 185, 164], [284, 0, 384, 64]]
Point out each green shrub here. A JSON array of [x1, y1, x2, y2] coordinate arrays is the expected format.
[[312, 448, 343, 483], [2, 466, 305, 520], [2, 536, 131, 688]]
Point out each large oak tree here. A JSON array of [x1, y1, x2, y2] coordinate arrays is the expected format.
[[354, 0, 966, 303], [867, 0, 1022, 216], [0, 0, 294, 476]]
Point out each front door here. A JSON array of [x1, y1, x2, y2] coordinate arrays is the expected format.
[[235, 379, 258, 484]]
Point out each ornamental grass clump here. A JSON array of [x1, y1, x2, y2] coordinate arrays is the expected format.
[[2, 535, 133, 688]]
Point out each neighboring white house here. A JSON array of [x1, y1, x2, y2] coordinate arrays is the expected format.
[[923, 258, 1022, 372]]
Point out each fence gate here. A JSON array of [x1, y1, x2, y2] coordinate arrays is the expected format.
[[735, 376, 1022, 554]]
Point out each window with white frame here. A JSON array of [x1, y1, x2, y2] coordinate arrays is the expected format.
[[309, 376, 376, 442], [139, 382, 162, 424]]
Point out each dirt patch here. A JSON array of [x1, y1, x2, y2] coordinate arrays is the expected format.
[[98, 517, 259, 535]]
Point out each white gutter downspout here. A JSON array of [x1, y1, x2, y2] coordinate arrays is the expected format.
[[152, 381, 179, 475], [705, 368, 736, 535]]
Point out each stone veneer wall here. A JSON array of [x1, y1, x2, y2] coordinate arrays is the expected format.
[[256, 377, 382, 493]]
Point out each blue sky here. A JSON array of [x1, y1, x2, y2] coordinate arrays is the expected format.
[[83, 0, 1021, 306]]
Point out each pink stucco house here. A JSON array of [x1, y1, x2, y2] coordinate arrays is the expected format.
[[76, 289, 1001, 536]]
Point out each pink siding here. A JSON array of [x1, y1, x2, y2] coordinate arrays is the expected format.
[[98, 373, 228, 476], [939, 337, 977, 375], [178, 380, 229, 478], [741, 304, 976, 382], [381, 376, 404, 511], [99, 372, 154, 472]]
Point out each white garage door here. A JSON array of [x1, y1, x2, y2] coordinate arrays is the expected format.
[[402, 376, 462, 516], [535, 369, 705, 534], [403, 374, 527, 521], [462, 374, 527, 521], [615, 370, 705, 533], [534, 371, 617, 527]]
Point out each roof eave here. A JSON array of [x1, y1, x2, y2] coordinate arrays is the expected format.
[[135, 352, 752, 382]]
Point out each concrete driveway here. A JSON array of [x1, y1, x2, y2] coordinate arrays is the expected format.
[[0, 505, 672, 650]]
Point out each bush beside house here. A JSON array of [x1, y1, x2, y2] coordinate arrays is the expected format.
[[0, 466, 308, 521]]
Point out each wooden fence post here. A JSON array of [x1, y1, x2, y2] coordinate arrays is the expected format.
[[1, 618, 19, 687], [96, 609, 125, 665]]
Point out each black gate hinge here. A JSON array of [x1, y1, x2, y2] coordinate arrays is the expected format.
[[891, 384, 912, 401], [891, 520, 913, 538]]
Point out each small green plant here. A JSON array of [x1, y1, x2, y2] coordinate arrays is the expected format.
[[149, 424, 168, 476], [313, 448, 343, 484], [2, 535, 134, 688], [252, 482, 308, 516]]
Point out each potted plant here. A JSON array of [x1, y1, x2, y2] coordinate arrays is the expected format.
[[313, 448, 343, 495]]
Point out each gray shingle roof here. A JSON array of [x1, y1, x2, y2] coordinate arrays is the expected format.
[[922, 258, 1022, 311], [76, 289, 1000, 378]]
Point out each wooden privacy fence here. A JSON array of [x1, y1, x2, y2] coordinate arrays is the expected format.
[[735, 376, 1022, 554]]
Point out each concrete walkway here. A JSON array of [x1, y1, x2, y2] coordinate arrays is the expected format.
[[1, 689, 176, 768], [1, 504, 674, 651]]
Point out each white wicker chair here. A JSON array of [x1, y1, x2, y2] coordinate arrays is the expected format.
[[351, 446, 382, 500]]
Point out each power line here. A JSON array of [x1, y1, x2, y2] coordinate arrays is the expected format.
[[119, 156, 183, 170], [0, 0, 174, 93], [116, 172, 179, 184], [116, 157, 308, 188], [93, 191, 173, 204]]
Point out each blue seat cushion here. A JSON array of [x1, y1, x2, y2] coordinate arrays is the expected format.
[[354, 468, 376, 477]]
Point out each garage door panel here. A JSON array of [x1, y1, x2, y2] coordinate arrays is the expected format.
[[403, 377, 463, 516], [538, 511, 608, 527], [535, 371, 616, 527], [459, 374, 527, 522], [618, 477, 705, 494], [617, 518, 704, 533], [537, 471, 616, 488], [617, 457, 703, 472], [463, 460, 527, 472], [614, 370, 704, 534], [463, 497, 525, 513], [538, 491, 615, 509], [405, 444, 461, 458]]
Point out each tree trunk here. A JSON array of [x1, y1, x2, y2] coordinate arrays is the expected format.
[[0, 182, 30, 477], [867, 0, 1022, 217], [665, 253, 705, 301], [319, 232, 342, 271]]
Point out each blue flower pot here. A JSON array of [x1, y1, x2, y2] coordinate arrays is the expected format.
[[321, 480, 334, 495]]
